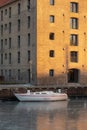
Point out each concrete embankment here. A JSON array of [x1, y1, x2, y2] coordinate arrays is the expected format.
[[0, 84, 28, 101]]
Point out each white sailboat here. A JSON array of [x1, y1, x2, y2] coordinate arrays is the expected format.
[[14, 90, 68, 102]]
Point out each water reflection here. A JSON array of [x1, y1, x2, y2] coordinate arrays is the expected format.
[[16, 101, 68, 130], [0, 100, 87, 130], [67, 100, 87, 130]]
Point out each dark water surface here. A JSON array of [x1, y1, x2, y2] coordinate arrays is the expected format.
[[0, 99, 87, 130]]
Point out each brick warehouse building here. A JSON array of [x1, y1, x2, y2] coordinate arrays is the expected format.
[[0, 0, 87, 88]]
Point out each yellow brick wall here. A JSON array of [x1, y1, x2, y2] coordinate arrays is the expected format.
[[36, 0, 87, 86]]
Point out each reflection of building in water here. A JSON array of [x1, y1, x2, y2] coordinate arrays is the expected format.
[[36, 102, 68, 130], [16, 102, 68, 130], [1, 0, 87, 88], [77, 113, 87, 130], [77, 104, 87, 130], [15, 101, 87, 130], [36, 101, 87, 130], [37, 111, 67, 130], [28, 110, 37, 130], [67, 100, 87, 130]]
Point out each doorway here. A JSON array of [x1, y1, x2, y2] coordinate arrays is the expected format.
[[68, 69, 79, 83]]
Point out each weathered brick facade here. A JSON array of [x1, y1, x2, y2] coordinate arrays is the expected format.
[[0, 0, 87, 87]]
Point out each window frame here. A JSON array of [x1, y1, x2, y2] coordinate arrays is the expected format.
[[18, 3, 21, 15], [18, 35, 20, 48], [28, 50, 30, 61], [9, 7, 11, 18], [70, 17, 78, 29], [70, 34, 78, 46], [49, 69, 54, 77], [18, 51, 20, 63], [18, 19, 20, 32], [50, 0, 54, 5], [49, 50, 55, 57], [50, 15, 55, 23], [9, 53, 11, 64], [49, 32, 55, 40], [70, 2, 78, 13], [70, 51, 78, 62]]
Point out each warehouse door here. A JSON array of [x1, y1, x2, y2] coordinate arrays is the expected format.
[[68, 69, 79, 83]]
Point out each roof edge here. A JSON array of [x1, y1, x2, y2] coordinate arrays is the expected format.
[[0, 0, 18, 8]]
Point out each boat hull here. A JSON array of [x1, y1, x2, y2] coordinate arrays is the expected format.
[[14, 93, 68, 102]]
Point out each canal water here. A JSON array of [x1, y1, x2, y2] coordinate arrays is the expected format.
[[0, 99, 87, 130]]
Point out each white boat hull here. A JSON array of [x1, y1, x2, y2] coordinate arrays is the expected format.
[[14, 92, 68, 102]]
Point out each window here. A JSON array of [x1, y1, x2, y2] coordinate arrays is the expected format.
[[28, 50, 30, 61], [5, 24, 7, 30], [28, 16, 30, 28], [49, 32, 55, 40], [1, 25, 3, 36], [9, 38, 11, 49], [70, 51, 78, 62], [49, 69, 54, 77], [18, 51, 20, 63], [1, 69, 3, 76], [9, 53, 11, 64], [28, 33, 30, 46], [9, 69, 11, 79], [70, 2, 78, 13], [5, 9, 7, 15], [5, 69, 7, 77], [9, 7, 11, 18], [50, 0, 54, 5], [70, 18, 78, 29], [18, 69, 20, 80], [5, 53, 7, 60], [5, 39, 7, 45], [9, 22, 11, 33], [18, 3, 21, 15], [1, 10, 3, 21], [18, 19, 20, 31], [50, 15, 55, 23], [70, 34, 78, 46], [1, 39, 3, 50], [27, 0, 30, 10], [18, 36, 20, 48], [1, 54, 3, 64], [49, 50, 54, 57]]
